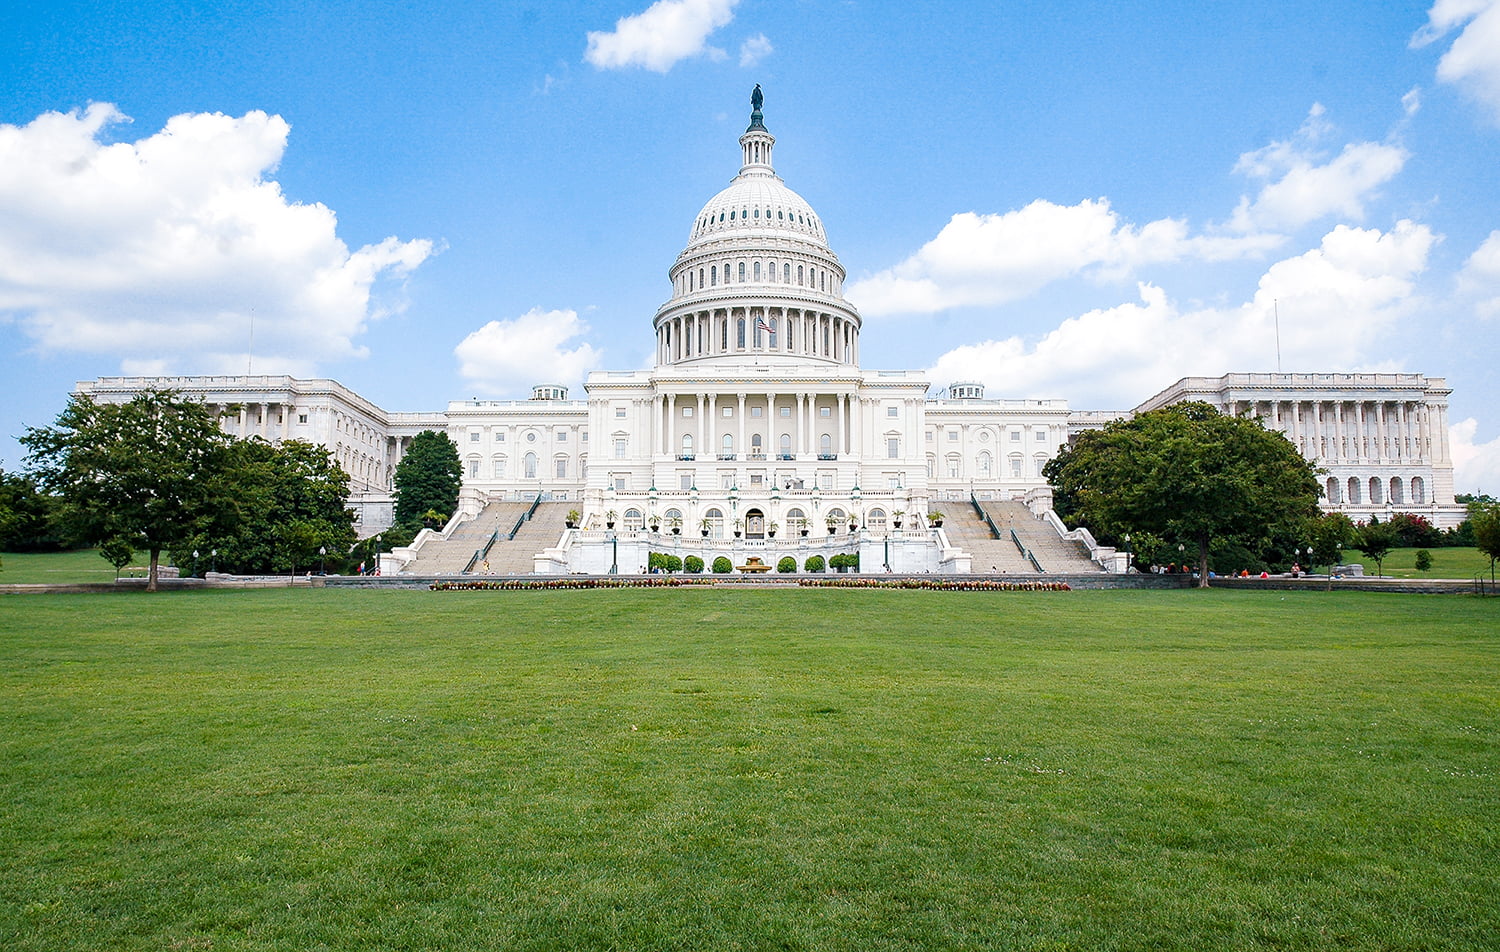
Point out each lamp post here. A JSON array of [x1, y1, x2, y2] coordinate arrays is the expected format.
[[1123, 533, 1132, 574], [1177, 542, 1185, 574], [1328, 542, 1342, 591], [373, 533, 382, 575], [609, 530, 618, 575], [210, 548, 217, 574], [319, 546, 327, 576], [192, 549, 199, 578]]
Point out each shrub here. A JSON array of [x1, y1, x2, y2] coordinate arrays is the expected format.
[[804, 555, 825, 573], [684, 555, 704, 574], [712, 556, 733, 574], [777, 556, 797, 573], [647, 552, 666, 572], [1414, 549, 1433, 572], [664, 554, 683, 573]]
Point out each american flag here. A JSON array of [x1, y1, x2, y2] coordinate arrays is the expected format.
[[757, 318, 773, 333]]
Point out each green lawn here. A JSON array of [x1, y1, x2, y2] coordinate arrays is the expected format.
[[1353, 546, 1498, 580], [0, 549, 123, 584], [2, 588, 1496, 950]]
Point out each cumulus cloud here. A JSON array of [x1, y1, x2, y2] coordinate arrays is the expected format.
[[1450, 417, 1500, 495], [585, 0, 738, 72], [739, 33, 773, 67], [1412, 0, 1500, 122], [1227, 104, 1408, 233], [0, 104, 433, 375], [847, 199, 1277, 317], [454, 308, 603, 394], [924, 221, 1435, 408], [1458, 230, 1500, 318]]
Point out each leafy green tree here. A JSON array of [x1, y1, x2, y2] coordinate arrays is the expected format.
[[1470, 500, 1500, 587], [803, 555, 825, 573], [1309, 512, 1358, 571], [1357, 520, 1398, 578], [1387, 512, 1439, 549], [777, 556, 797, 573], [1045, 402, 1321, 587], [684, 555, 704, 574], [393, 431, 461, 530], [173, 439, 356, 575], [712, 555, 733, 574], [0, 468, 62, 551], [22, 390, 239, 591], [1414, 549, 1433, 573], [99, 536, 135, 578]]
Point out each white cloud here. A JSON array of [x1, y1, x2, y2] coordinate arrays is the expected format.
[[739, 33, 773, 67], [585, 0, 738, 72], [925, 221, 1436, 409], [0, 104, 433, 375], [1450, 417, 1500, 495], [847, 199, 1277, 317], [1458, 230, 1500, 318], [454, 308, 603, 394], [1227, 104, 1408, 233], [1413, 0, 1500, 122]]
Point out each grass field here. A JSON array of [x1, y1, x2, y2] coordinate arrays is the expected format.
[[2, 588, 1497, 950], [0, 549, 123, 584], [1362, 547, 1498, 580]]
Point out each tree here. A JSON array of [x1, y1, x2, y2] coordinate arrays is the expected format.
[[1044, 402, 1321, 587], [0, 468, 61, 552], [1309, 512, 1358, 571], [1414, 549, 1433, 573], [1357, 520, 1398, 578], [172, 439, 357, 575], [1471, 500, 1500, 588], [22, 390, 239, 591], [393, 430, 461, 530]]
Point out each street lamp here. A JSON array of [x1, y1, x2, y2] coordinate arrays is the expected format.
[[372, 533, 382, 575], [319, 545, 327, 576], [192, 549, 199, 578], [1123, 533, 1132, 574], [1177, 542, 1185, 573], [210, 548, 217, 574], [1328, 542, 1342, 591]]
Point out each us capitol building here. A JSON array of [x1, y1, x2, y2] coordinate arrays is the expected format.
[[77, 89, 1465, 574]]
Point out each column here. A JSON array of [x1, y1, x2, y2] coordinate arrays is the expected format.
[[737, 393, 747, 459], [837, 393, 846, 455]]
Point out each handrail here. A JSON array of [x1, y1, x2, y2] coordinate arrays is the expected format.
[[1009, 527, 1044, 573], [970, 493, 1001, 539], [507, 492, 543, 541]]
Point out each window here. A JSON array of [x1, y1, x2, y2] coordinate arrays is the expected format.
[[496, 431, 505, 442], [926, 431, 934, 442], [1009, 455, 1023, 478], [887, 437, 900, 458], [682, 406, 693, 417], [470, 431, 480, 442], [820, 433, 832, 454], [679, 473, 692, 490], [820, 406, 831, 418], [779, 433, 792, 455], [722, 406, 733, 417], [754, 261, 762, 280], [616, 476, 627, 491], [555, 457, 567, 478], [783, 263, 791, 282], [298, 413, 308, 424], [1035, 429, 1047, 443], [948, 430, 958, 442], [468, 459, 479, 478], [1034, 455, 1047, 477], [711, 265, 717, 285], [615, 407, 626, 418], [721, 473, 734, 489], [780, 406, 792, 418], [738, 262, 746, 281], [722, 434, 734, 454], [947, 454, 961, 478], [614, 438, 626, 458], [751, 406, 763, 418], [493, 456, 506, 478], [1010, 429, 1021, 442], [524, 453, 538, 479], [978, 452, 991, 476], [887, 406, 898, 418], [681, 434, 694, 455], [557, 431, 567, 442]]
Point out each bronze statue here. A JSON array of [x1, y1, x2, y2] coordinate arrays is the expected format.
[[751, 84, 763, 112]]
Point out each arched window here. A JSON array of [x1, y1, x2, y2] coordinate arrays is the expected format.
[[699, 267, 704, 288], [1009, 454, 1023, 478], [779, 433, 792, 457], [751, 433, 763, 457], [681, 433, 694, 457], [786, 507, 806, 532], [705, 507, 725, 537], [767, 316, 777, 349], [946, 453, 961, 478], [1034, 454, 1048, 477], [1369, 476, 1384, 505], [820, 433, 833, 455], [1326, 477, 1341, 504], [623, 508, 644, 530], [737, 317, 746, 348], [1348, 476, 1362, 505], [783, 262, 790, 282], [754, 261, 762, 280], [722, 433, 734, 455], [798, 264, 804, 285], [867, 508, 887, 530], [493, 455, 506, 478], [977, 451, 992, 476], [739, 262, 746, 281], [1390, 477, 1404, 505], [524, 452, 537, 479], [711, 265, 717, 286], [1411, 476, 1426, 505]]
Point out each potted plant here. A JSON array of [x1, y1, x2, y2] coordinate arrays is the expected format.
[[928, 510, 944, 528], [668, 514, 682, 535], [848, 514, 860, 532], [826, 513, 839, 535], [604, 510, 618, 529], [566, 509, 581, 529], [699, 517, 712, 538], [733, 518, 744, 538], [648, 513, 661, 532], [891, 509, 904, 529], [767, 521, 779, 539]]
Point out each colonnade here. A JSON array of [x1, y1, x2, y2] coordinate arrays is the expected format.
[[654, 391, 861, 460], [656, 306, 858, 366], [1240, 399, 1449, 465]]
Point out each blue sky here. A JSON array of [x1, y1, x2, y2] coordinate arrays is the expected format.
[[3, 0, 1499, 492]]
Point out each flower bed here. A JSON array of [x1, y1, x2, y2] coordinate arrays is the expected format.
[[797, 578, 1071, 591]]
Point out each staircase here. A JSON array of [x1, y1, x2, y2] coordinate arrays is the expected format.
[[481, 503, 571, 574], [951, 500, 1103, 574], [401, 501, 532, 575]]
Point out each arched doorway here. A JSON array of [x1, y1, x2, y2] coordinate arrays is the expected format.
[[745, 507, 766, 539]]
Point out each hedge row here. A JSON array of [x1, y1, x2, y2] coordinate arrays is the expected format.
[[431, 577, 714, 591]]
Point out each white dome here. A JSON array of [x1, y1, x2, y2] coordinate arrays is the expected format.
[[686, 176, 828, 250]]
